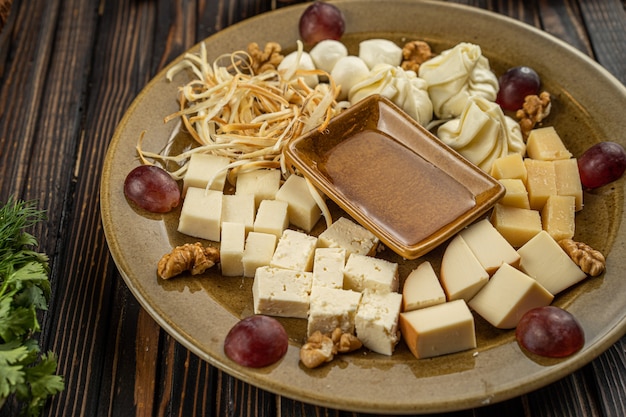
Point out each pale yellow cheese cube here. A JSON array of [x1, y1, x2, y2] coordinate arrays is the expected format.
[[468, 263, 554, 329], [458, 219, 520, 274], [542, 195, 575, 241], [252, 266, 312, 319], [399, 299, 476, 359], [517, 230, 587, 295], [221, 193, 255, 233], [524, 159, 557, 210], [554, 158, 584, 211], [177, 187, 223, 241], [499, 178, 530, 209], [235, 169, 281, 207], [253, 199, 289, 238], [220, 222, 246, 277], [490, 153, 527, 182], [343, 254, 399, 293], [242, 232, 277, 278], [355, 289, 403, 356], [402, 261, 446, 312], [526, 126, 572, 161], [307, 286, 362, 336], [490, 204, 542, 248], [275, 174, 322, 232], [270, 229, 318, 272], [440, 234, 489, 302], [317, 217, 379, 259], [183, 153, 231, 194], [312, 247, 346, 289]]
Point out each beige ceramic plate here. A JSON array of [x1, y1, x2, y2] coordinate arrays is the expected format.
[[100, 0, 626, 413]]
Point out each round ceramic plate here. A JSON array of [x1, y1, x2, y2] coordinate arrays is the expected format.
[[100, 0, 626, 413]]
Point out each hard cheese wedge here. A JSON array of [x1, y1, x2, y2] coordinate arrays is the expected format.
[[440, 234, 489, 301], [402, 261, 446, 312], [458, 219, 520, 274]]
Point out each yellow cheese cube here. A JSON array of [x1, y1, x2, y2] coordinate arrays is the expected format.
[[253, 199, 289, 238], [526, 127, 573, 161], [220, 222, 246, 277], [554, 158, 583, 211], [183, 153, 231, 195], [524, 159, 557, 210], [275, 174, 322, 232], [499, 178, 530, 209], [177, 187, 223, 241], [490, 204, 542, 247], [235, 169, 281, 208], [542, 195, 575, 241], [490, 153, 527, 182]]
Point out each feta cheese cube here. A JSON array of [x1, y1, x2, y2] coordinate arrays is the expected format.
[[343, 254, 399, 293], [355, 289, 403, 356], [275, 174, 322, 232], [307, 286, 362, 336], [242, 232, 277, 278], [270, 229, 317, 272], [253, 199, 289, 238], [220, 222, 246, 277], [182, 153, 231, 194], [235, 169, 281, 207], [317, 217, 379, 259], [222, 193, 255, 234], [177, 187, 223, 241], [312, 247, 346, 289], [252, 266, 313, 319]]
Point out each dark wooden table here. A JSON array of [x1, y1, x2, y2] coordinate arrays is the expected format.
[[1, 0, 625, 416]]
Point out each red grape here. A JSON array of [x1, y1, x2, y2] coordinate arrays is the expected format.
[[515, 306, 584, 358], [496, 66, 541, 111], [124, 165, 180, 213], [224, 315, 289, 368], [578, 141, 626, 189], [299, 1, 345, 45]]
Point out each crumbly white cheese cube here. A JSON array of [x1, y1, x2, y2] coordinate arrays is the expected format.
[[399, 299, 476, 359], [354, 289, 403, 356], [402, 261, 446, 312], [220, 222, 246, 277], [221, 193, 255, 234], [343, 254, 399, 293], [440, 234, 489, 302], [235, 169, 281, 207], [177, 187, 223, 242], [317, 217, 379, 259], [459, 218, 520, 274], [182, 153, 231, 194], [469, 263, 554, 329], [312, 247, 346, 289], [274, 174, 322, 232], [307, 286, 362, 336], [517, 230, 587, 295], [253, 199, 289, 238], [242, 232, 277, 278], [252, 266, 313, 319], [270, 229, 318, 272]]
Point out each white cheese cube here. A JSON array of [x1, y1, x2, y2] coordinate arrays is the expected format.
[[459, 218, 520, 274], [517, 230, 587, 295], [399, 299, 476, 359], [221, 193, 255, 234], [354, 289, 403, 356], [253, 199, 289, 238], [270, 229, 318, 272], [402, 261, 446, 312], [220, 222, 246, 277], [177, 187, 223, 242], [242, 232, 277, 277], [182, 153, 231, 194], [252, 266, 313, 319], [312, 247, 346, 289], [307, 286, 362, 336], [469, 264, 554, 329], [440, 234, 489, 302], [275, 174, 322, 232], [317, 217, 379, 259], [235, 169, 281, 207], [343, 254, 399, 293]]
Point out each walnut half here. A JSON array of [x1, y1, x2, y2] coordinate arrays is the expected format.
[[558, 239, 606, 277], [157, 242, 220, 279], [300, 329, 362, 369], [401, 40, 435, 73], [247, 42, 284, 74], [516, 91, 552, 139]]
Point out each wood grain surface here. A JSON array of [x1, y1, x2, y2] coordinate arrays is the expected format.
[[0, 0, 625, 416]]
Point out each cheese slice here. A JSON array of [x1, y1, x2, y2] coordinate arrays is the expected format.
[[458, 219, 520, 274], [355, 289, 403, 356], [307, 286, 362, 336], [517, 230, 587, 295], [440, 234, 489, 301], [252, 266, 312, 319], [468, 263, 554, 329], [402, 261, 446, 312], [399, 299, 476, 359]]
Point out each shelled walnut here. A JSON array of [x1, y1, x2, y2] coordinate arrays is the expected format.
[[400, 40, 435, 73], [247, 42, 284, 74], [300, 328, 362, 369], [558, 239, 606, 277], [516, 91, 552, 139], [157, 242, 220, 279]]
